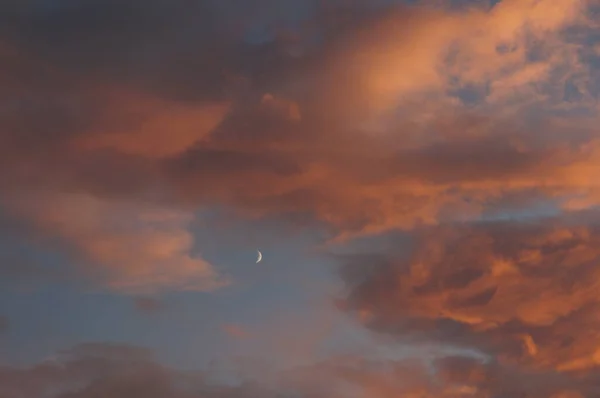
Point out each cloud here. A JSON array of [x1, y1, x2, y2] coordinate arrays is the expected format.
[[0, 0, 598, 293], [337, 216, 600, 394], [166, 124, 600, 241], [73, 93, 231, 159], [0, 343, 220, 398], [2, 191, 226, 294], [3, 0, 600, 394], [3, 342, 599, 398], [0, 0, 240, 103], [311, 0, 591, 119]]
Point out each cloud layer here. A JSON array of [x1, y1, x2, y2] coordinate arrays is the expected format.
[[3, 342, 600, 398], [2, 0, 600, 394], [1, 0, 599, 292]]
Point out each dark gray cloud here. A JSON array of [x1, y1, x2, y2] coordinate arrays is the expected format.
[[0, 0, 234, 101]]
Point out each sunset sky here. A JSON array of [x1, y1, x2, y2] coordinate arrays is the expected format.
[[1, 0, 600, 397]]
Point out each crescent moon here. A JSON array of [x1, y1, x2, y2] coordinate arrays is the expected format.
[[256, 250, 262, 263]]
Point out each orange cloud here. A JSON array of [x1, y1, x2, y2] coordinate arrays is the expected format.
[[317, 0, 589, 119], [73, 89, 231, 158], [280, 353, 598, 397], [5, 93, 600, 292], [2, 191, 226, 294], [339, 218, 600, 380], [163, 128, 600, 241]]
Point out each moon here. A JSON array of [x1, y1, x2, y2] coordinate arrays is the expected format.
[[256, 250, 262, 263]]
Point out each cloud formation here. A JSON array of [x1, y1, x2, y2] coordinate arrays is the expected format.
[[3, 342, 600, 398], [3, 191, 226, 293], [5, 0, 600, 395], [0, 0, 598, 294], [337, 216, 600, 395]]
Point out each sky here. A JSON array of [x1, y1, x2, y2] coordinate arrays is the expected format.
[[1, 0, 600, 397]]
